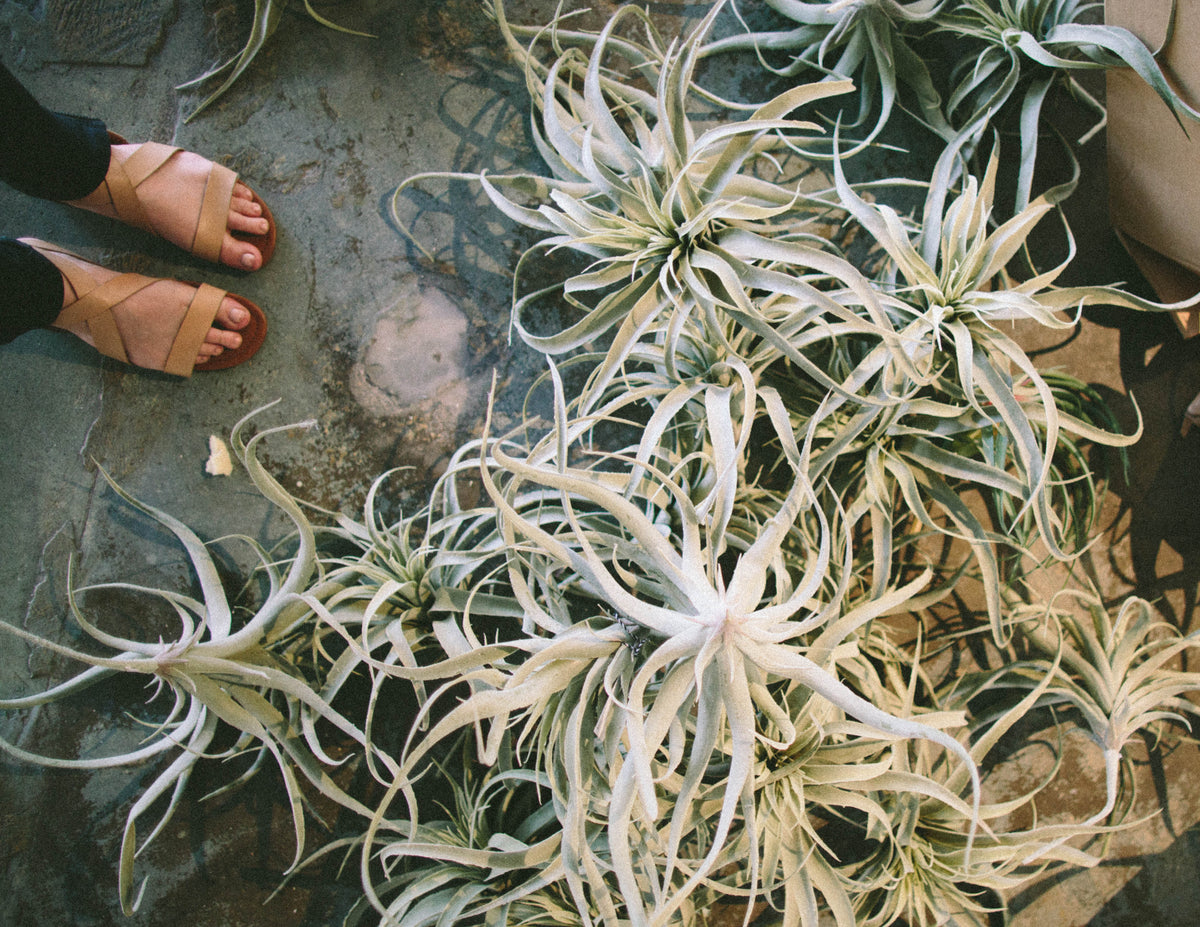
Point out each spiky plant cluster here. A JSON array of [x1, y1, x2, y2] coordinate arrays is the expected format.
[[702, 0, 1200, 211], [704, 0, 953, 148], [4, 3, 1200, 927]]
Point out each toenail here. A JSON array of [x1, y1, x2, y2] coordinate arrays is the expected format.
[[230, 306, 247, 325], [241, 252, 257, 269]]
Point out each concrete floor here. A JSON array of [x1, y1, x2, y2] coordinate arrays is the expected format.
[[0, 1, 1198, 925]]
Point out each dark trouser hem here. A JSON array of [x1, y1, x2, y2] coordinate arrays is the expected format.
[[0, 60, 111, 201], [0, 239, 64, 344]]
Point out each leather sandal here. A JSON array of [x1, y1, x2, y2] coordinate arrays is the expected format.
[[66, 132, 276, 268], [23, 238, 267, 377]]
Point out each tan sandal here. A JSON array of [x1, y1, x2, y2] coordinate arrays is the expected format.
[[23, 238, 267, 377], [66, 132, 276, 268]]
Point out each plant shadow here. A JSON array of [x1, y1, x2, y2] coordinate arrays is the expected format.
[[1079, 234, 1200, 634]]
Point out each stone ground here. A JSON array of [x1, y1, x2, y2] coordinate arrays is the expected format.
[[0, 1, 1198, 925]]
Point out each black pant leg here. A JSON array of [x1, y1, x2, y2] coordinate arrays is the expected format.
[[0, 60, 111, 200], [0, 239, 63, 344], [0, 62, 111, 342]]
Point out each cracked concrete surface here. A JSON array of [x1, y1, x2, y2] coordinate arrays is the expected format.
[[0, 1, 1199, 925]]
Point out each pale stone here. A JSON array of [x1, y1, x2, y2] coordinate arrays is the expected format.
[[204, 434, 232, 477], [351, 275, 482, 421]]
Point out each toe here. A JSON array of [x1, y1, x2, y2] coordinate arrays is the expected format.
[[206, 325, 244, 352], [222, 240, 263, 270], [232, 182, 258, 207], [196, 303, 246, 365], [222, 184, 272, 270], [195, 342, 226, 364], [230, 184, 268, 231], [229, 210, 271, 236], [194, 346, 227, 367], [215, 298, 250, 331]]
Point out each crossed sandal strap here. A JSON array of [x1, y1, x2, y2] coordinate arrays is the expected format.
[[162, 284, 225, 377], [81, 141, 239, 265], [24, 239, 226, 378]]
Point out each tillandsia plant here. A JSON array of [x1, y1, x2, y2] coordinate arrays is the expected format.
[[826, 139, 1200, 639], [0, 406, 403, 914], [354, 378, 985, 927], [368, 4, 1200, 922], [932, 0, 1200, 210], [701, 0, 954, 148], [697, 1, 1200, 214], [823, 618, 1136, 927], [179, 0, 372, 121], [989, 590, 1200, 829], [395, 0, 909, 414]]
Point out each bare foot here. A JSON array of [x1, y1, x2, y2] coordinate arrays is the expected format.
[[38, 246, 251, 371], [67, 143, 272, 271]]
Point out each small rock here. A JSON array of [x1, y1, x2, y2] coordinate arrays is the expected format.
[[204, 435, 233, 477]]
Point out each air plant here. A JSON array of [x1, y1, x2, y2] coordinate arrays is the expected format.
[[179, 0, 372, 121], [332, 743, 575, 927], [701, 0, 953, 148], [698, 1, 1200, 215], [933, 0, 1200, 210], [371, 5, 1200, 920], [997, 590, 1200, 829], [830, 623, 1121, 927], [827, 139, 1199, 639], [0, 407, 400, 914], [747, 666, 998, 927], [423, 5, 1189, 653], [395, 0, 901, 414], [351, 366, 988, 926]]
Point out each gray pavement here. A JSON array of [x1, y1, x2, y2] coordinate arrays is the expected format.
[[0, 2, 1198, 925]]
